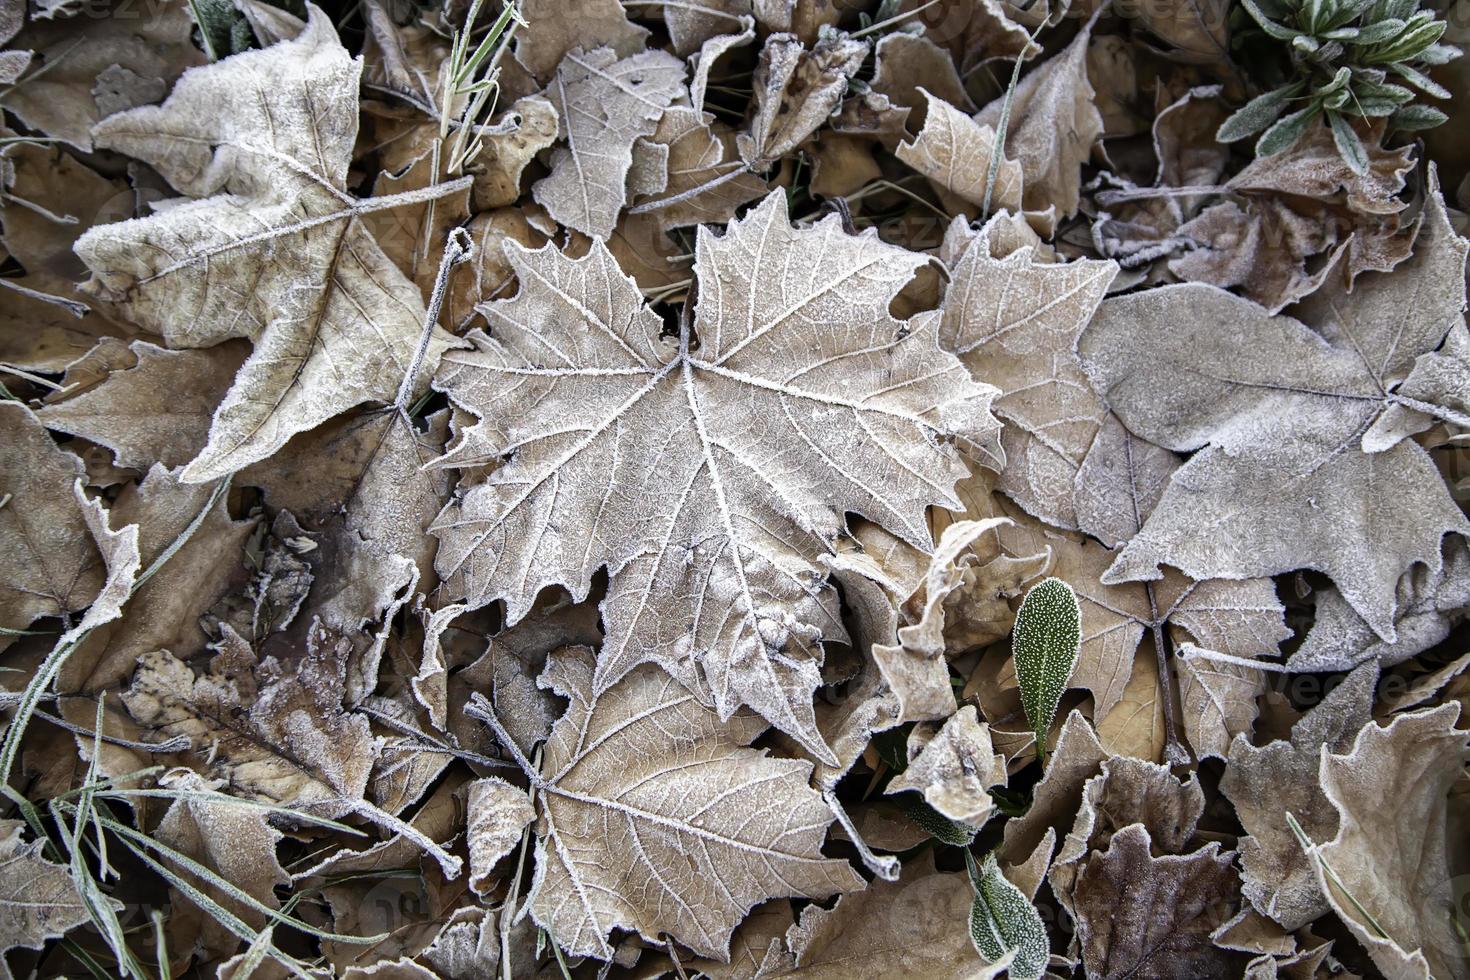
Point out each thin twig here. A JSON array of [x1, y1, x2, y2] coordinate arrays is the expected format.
[[395, 226, 475, 415]]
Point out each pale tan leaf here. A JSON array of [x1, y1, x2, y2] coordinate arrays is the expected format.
[[469, 95, 559, 211], [1313, 704, 1469, 980], [895, 91, 1022, 215], [886, 705, 1007, 829], [1175, 643, 1267, 762], [532, 47, 686, 238], [627, 106, 768, 232], [939, 213, 1117, 529], [512, 0, 650, 81], [465, 777, 534, 898], [75, 9, 460, 481], [513, 648, 862, 960], [785, 851, 998, 978], [973, 18, 1103, 217], [432, 192, 999, 760]]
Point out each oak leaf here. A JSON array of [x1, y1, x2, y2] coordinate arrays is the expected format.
[[432, 192, 1000, 759]]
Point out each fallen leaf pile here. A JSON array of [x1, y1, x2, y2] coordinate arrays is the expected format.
[[2, 0, 1470, 977]]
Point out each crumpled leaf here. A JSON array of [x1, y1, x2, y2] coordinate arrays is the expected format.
[[75, 8, 461, 482], [886, 706, 1007, 829], [1000, 709, 1107, 865], [1290, 536, 1470, 672], [1219, 661, 1377, 931], [504, 647, 862, 960], [432, 192, 1000, 760], [464, 776, 534, 897], [626, 106, 768, 233], [1308, 703, 1470, 980], [469, 95, 559, 211], [738, 31, 868, 170], [121, 625, 375, 811], [973, 17, 1102, 217], [0, 819, 92, 960], [0, 402, 103, 633], [939, 213, 1117, 530], [1079, 184, 1470, 641], [532, 46, 686, 238]]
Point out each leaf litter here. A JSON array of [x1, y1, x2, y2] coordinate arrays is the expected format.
[[1, 0, 1469, 977]]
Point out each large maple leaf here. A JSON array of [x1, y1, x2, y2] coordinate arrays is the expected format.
[[432, 192, 1000, 761], [74, 8, 463, 482]]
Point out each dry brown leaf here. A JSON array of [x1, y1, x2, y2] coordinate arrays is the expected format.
[[512, 0, 650, 81], [626, 106, 768, 232], [469, 95, 558, 211], [1310, 703, 1470, 980], [532, 47, 685, 238], [0, 0, 204, 149], [153, 768, 289, 964], [885, 705, 1007, 829], [1070, 824, 1247, 978], [76, 10, 461, 482], [973, 17, 1102, 217], [464, 776, 534, 897], [121, 626, 375, 811], [1219, 662, 1377, 931], [871, 32, 975, 120], [0, 819, 94, 960], [1228, 122, 1416, 217], [895, 91, 1023, 216], [432, 192, 999, 760], [36, 341, 248, 472], [494, 646, 862, 960], [1000, 709, 1107, 864], [738, 31, 868, 170], [0, 402, 103, 633], [60, 464, 254, 694], [1080, 183, 1470, 642], [897, 0, 1037, 72], [1175, 643, 1268, 761], [785, 850, 999, 978]]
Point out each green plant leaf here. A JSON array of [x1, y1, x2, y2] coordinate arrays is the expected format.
[[1012, 577, 1080, 763], [1218, 83, 1305, 141], [965, 851, 1049, 980], [1390, 103, 1449, 128], [1256, 104, 1321, 156], [1327, 109, 1370, 174]]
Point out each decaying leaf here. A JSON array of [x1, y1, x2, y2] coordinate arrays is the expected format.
[[0, 820, 92, 960], [1309, 703, 1469, 980], [432, 191, 1000, 760], [886, 706, 1006, 829], [739, 31, 868, 170], [485, 647, 862, 960]]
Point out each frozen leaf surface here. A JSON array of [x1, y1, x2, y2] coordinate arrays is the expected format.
[[505, 647, 862, 960], [75, 9, 460, 481], [432, 192, 1000, 759]]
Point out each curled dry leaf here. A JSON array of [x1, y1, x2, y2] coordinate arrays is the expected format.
[[486, 647, 862, 961], [896, 91, 1023, 216], [432, 192, 1000, 760], [738, 31, 868, 170], [75, 9, 461, 482], [886, 706, 1007, 829], [1307, 703, 1470, 980]]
